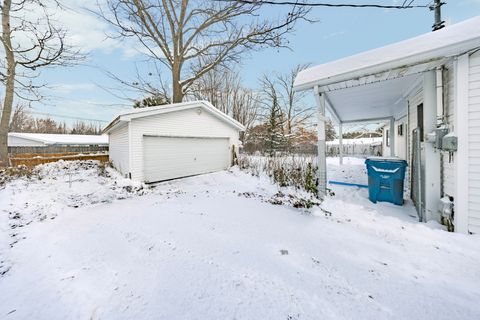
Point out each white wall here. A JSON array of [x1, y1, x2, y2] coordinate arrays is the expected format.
[[108, 122, 130, 176], [467, 51, 480, 233], [129, 107, 241, 181], [441, 62, 456, 199], [406, 88, 423, 204]]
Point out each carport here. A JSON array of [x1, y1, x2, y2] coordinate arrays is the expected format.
[[293, 16, 480, 221]]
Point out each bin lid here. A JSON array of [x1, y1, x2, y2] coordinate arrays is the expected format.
[[366, 156, 406, 162]]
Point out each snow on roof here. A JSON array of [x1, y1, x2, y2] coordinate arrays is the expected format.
[[8, 132, 108, 146], [294, 16, 480, 91], [103, 100, 245, 134], [326, 137, 382, 145]]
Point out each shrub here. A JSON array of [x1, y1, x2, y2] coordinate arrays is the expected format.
[[98, 161, 114, 177], [0, 165, 36, 187], [238, 154, 319, 195]]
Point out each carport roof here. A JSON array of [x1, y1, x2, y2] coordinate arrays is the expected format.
[[103, 101, 246, 134], [293, 16, 480, 124], [294, 15, 480, 92]]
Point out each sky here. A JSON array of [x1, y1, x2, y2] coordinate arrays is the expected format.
[[13, 0, 480, 128]]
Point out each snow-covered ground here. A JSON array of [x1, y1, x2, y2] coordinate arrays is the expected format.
[[1, 158, 480, 319]]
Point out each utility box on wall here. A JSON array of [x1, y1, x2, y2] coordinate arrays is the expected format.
[[435, 128, 449, 149], [442, 134, 458, 152]]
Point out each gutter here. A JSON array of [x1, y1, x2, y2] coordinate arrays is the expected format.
[[102, 116, 121, 134]]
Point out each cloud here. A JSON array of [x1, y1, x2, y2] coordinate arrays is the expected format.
[[55, 0, 129, 54], [323, 31, 346, 40], [50, 83, 97, 94], [58, 1, 166, 60]]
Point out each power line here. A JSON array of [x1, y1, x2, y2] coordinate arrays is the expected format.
[[28, 111, 109, 123], [217, 0, 429, 9]]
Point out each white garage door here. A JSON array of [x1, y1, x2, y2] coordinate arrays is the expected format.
[[143, 136, 230, 183]]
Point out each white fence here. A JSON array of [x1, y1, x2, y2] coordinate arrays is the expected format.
[[326, 138, 382, 157]]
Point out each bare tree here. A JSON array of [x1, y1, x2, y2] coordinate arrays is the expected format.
[[8, 104, 31, 132], [97, 0, 309, 103], [277, 64, 313, 135], [9, 105, 68, 133], [70, 121, 102, 135], [9, 104, 103, 134], [190, 65, 259, 130], [0, 0, 80, 165], [230, 88, 259, 131], [100, 62, 172, 107]]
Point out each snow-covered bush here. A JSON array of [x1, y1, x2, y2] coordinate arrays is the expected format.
[[0, 165, 37, 188], [238, 154, 318, 194]]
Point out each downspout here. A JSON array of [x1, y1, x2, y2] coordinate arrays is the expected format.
[[407, 99, 411, 200], [436, 67, 445, 126], [436, 67, 445, 198]]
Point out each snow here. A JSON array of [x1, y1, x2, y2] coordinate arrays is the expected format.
[[294, 16, 480, 90], [104, 100, 245, 133], [1, 158, 480, 319], [326, 137, 382, 145], [8, 132, 108, 146]]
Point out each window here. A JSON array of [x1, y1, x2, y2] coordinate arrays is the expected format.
[[397, 123, 404, 136], [386, 129, 390, 147]]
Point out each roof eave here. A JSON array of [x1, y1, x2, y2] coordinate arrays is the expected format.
[[294, 38, 480, 92], [105, 101, 246, 133], [102, 116, 123, 134]]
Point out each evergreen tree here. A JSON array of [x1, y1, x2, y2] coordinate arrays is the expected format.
[[264, 92, 286, 156], [325, 119, 337, 141]]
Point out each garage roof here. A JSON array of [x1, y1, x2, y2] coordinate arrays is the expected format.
[[103, 101, 246, 134], [294, 15, 480, 91]]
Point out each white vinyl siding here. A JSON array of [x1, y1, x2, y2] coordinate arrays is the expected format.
[[108, 123, 130, 176], [405, 88, 424, 201], [468, 51, 480, 233], [441, 63, 456, 198], [408, 88, 423, 153], [408, 90, 423, 155], [143, 136, 230, 183], [129, 107, 240, 181]]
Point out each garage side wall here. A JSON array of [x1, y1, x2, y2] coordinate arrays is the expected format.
[[108, 123, 130, 176], [129, 108, 240, 181]]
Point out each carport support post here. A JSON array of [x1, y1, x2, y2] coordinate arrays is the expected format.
[[389, 117, 395, 157], [423, 70, 441, 222], [314, 86, 327, 199], [339, 122, 344, 165]]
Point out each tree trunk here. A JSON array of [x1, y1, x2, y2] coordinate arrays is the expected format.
[[0, 0, 15, 166], [172, 62, 183, 103]]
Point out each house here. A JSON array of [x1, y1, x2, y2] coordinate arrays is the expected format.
[[293, 16, 480, 234], [103, 101, 245, 183], [380, 121, 408, 160], [8, 132, 108, 147]]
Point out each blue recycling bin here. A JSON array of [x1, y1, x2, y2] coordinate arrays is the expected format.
[[365, 157, 407, 205]]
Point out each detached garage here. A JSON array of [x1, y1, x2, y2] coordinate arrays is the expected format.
[[103, 101, 245, 183]]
